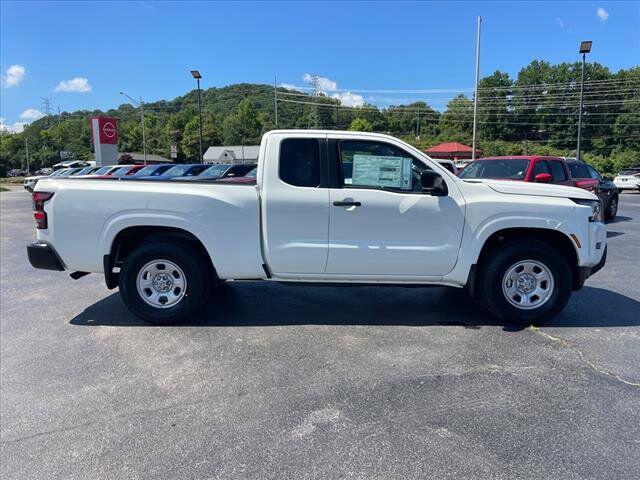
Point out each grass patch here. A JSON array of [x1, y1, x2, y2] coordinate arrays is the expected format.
[[0, 186, 10, 192], [0, 177, 25, 185]]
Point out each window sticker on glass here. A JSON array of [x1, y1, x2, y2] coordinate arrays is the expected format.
[[351, 154, 413, 190]]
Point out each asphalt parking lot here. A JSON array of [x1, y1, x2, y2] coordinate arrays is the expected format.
[[1, 187, 639, 480]]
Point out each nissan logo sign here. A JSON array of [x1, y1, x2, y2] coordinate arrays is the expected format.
[[102, 121, 116, 138]]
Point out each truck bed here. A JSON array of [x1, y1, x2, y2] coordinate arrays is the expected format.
[[34, 177, 264, 279]]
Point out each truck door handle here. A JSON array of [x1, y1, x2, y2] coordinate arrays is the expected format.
[[333, 200, 361, 207]]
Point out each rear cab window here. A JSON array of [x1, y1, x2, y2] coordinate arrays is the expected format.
[[279, 138, 321, 187]]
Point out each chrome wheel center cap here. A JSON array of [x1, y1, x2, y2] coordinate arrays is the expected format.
[[152, 273, 173, 292], [516, 273, 536, 294]]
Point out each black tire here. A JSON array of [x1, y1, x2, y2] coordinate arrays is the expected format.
[[604, 195, 618, 221], [479, 240, 572, 326], [119, 241, 211, 324]]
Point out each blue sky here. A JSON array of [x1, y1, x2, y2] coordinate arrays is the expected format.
[[1, 1, 638, 131]]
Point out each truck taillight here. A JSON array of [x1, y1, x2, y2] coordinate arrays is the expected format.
[[32, 192, 54, 229]]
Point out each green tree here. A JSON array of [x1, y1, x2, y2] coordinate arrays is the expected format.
[[222, 99, 262, 145], [477, 71, 513, 141], [348, 117, 373, 132], [181, 113, 223, 160], [439, 95, 473, 139]]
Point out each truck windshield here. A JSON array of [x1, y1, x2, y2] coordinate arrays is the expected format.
[[111, 167, 133, 177], [458, 159, 530, 180], [199, 164, 231, 177], [162, 165, 191, 177], [184, 165, 209, 176], [135, 165, 172, 176]]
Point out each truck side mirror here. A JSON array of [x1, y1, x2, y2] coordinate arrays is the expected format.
[[421, 171, 448, 196], [534, 173, 552, 183]]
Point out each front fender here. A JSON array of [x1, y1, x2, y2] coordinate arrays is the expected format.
[[445, 211, 580, 285]]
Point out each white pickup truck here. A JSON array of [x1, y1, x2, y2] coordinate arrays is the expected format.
[[28, 130, 607, 325]]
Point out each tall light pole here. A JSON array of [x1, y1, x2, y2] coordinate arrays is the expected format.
[[190, 70, 204, 162], [120, 91, 147, 164], [471, 16, 482, 161], [576, 40, 592, 162]]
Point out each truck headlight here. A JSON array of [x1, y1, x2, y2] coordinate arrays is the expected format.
[[572, 198, 602, 222]]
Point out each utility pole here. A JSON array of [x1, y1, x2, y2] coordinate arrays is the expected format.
[[576, 41, 592, 162], [57, 106, 62, 156], [416, 106, 421, 140], [140, 97, 147, 164], [274, 76, 278, 128], [471, 16, 482, 161], [25, 137, 30, 174]]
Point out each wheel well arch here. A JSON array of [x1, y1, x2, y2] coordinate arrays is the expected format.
[[104, 226, 216, 289], [474, 227, 580, 291]]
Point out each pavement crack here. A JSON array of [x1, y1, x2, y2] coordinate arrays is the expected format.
[[530, 326, 640, 388], [0, 399, 209, 445]]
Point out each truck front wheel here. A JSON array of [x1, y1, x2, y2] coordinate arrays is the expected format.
[[119, 241, 210, 324], [479, 240, 572, 325]]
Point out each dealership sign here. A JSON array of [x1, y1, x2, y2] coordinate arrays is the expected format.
[[90, 116, 119, 165]]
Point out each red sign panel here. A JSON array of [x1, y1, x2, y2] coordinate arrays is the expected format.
[[90, 116, 119, 144]]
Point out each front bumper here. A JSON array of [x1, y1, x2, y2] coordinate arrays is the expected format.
[[575, 245, 607, 290], [27, 242, 65, 271]]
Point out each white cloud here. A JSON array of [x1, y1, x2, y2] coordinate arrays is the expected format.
[[597, 7, 609, 21], [2, 64, 26, 88], [20, 108, 44, 120], [303, 73, 337, 92], [280, 83, 301, 91], [331, 91, 364, 107], [0, 117, 27, 133], [555, 17, 564, 28], [54, 77, 92, 93]]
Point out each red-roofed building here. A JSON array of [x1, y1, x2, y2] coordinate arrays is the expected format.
[[423, 142, 480, 161]]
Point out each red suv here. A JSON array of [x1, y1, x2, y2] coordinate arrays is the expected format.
[[457, 156, 617, 219]]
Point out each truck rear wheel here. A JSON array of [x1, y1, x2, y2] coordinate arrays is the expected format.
[[119, 241, 210, 324], [479, 240, 572, 326]]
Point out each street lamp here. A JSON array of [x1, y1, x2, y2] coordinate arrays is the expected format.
[[190, 70, 204, 162], [576, 40, 592, 162], [119, 91, 147, 164]]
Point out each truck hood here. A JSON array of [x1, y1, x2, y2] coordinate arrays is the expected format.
[[462, 179, 598, 200]]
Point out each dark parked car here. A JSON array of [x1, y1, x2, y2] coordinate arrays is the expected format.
[[177, 163, 257, 181], [566, 159, 619, 221], [134, 164, 209, 180], [129, 164, 174, 177], [90, 165, 145, 179]]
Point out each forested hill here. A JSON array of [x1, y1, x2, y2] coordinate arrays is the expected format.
[[1, 60, 639, 177]]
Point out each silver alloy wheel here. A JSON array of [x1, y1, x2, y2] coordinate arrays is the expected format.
[[136, 259, 187, 309], [501, 259, 554, 310]]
